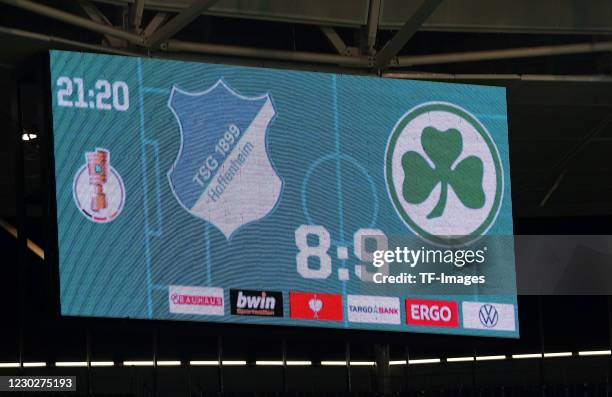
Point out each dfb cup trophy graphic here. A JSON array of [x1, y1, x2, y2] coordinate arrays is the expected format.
[[73, 148, 125, 223], [87, 149, 109, 212]]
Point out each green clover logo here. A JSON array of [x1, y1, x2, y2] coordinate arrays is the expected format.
[[401, 126, 485, 219], [385, 102, 504, 245]]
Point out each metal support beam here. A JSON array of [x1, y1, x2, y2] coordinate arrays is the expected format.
[[77, 0, 112, 26], [0, 25, 367, 72], [345, 341, 351, 393], [382, 0, 612, 35], [217, 336, 224, 392], [86, 329, 92, 395], [537, 297, 545, 392], [164, 39, 372, 67], [395, 40, 612, 67], [375, 0, 443, 68], [384, 72, 612, 82], [320, 26, 347, 55], [365, 0, 381, 54], [539, 114, 612, 207], [539, 170, 566, 207], [76, 0, 124, 47], [608, 296, 612, 395], [145, 0, 220, 49], [14, 77, 26, 373], [143, 12, 169, 37], [0, 219, 44, 259], [404, 346, 410, 392], [152, 327, 158, 397], [131, 0, 145, 32], [374, 344, 390, 393], [0, 25, 137, 57], [281, 339, 288, 392], [0, 0, 144, 45]]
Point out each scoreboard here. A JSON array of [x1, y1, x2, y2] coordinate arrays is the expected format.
[[50, 50, 518, 337]]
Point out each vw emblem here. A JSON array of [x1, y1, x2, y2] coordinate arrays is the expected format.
[[479, 304, 499, 328]]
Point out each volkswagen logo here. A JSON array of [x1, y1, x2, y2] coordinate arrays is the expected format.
[[479, 304, 499, 328]]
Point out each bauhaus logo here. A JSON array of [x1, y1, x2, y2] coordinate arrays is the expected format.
[[347, 295, 400, 324], [462, 301, 516, 332], [289, 291, 343, 321], [405, 298, 459, 328], [169, 285, 224, 316], [230, 289, 283, 317]]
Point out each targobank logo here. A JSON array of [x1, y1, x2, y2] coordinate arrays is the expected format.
[[168, 79, 282, 239], [385, 102, 503, 245], [347, 295, 400, 324]]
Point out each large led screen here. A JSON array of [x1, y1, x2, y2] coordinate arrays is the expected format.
[[50, 50, 518, 337]]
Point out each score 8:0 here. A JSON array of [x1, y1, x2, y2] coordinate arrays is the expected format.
[[295, 225, 389, 282]]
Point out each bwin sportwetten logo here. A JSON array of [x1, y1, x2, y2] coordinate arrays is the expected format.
[[385, 102, 504, 246], [478, 304, 499, 328], [237, 291, 276, 311], [230, 289, 283, 317]]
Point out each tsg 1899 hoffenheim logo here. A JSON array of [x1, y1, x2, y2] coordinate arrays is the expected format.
[[385, 102, 503, 245], [167, 79, 282, 239]]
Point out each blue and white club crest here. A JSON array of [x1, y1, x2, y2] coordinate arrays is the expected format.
[[167, 79, 282, 239]]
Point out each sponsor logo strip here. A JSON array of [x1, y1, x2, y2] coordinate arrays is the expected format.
[[406, 299, 459, 328], [230, 289, 283, 317], [289, 291, 343, 321], [462, 301, 516, 331], [169, 286, 224, 316], [347, 295, 400, 324]]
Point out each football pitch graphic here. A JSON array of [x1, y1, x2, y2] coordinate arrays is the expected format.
[[51, 50, 518, 337]]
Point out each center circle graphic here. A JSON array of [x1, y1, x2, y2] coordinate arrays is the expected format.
[[384, 102, 503, 245], [301, 154, 379, 244]]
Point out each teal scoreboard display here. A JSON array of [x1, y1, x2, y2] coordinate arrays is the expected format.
[[50, 50, 518, 338]]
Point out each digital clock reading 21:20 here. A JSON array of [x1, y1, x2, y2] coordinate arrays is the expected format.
[[56, 76, 129, 111]]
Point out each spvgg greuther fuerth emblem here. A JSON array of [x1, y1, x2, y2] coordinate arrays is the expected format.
[[167, 79, 282, 239], [385, 102, 504, 246]]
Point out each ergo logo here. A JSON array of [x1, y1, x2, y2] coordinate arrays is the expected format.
[[406, 299, 459, 328]]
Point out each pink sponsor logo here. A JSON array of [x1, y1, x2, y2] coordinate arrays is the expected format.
[[171, 293, 223, 307], [169, 286, 224, 316]]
